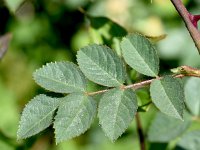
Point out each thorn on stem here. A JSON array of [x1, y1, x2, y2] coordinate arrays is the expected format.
[[189, 13, 200, 29]]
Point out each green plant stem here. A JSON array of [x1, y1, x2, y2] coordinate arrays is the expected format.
[[170, 0, 200, 53], [87, 66, 200, 96], [135, 113, 145, 150]]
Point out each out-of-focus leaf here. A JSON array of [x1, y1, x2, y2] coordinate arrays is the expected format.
[[185, 77, 200, 116], [146, 34, 167, 43], [121, 34, 159, 77], [148, 112, 191, 142], [54, 93, 96, 143], [88, 16, 127, 55], [77, 44, 126, 87], [89, 16, 127, 37], [17, 94, 61, 139], [150, 76, 185, 120], [33, 62, 86, 93], [98, 88, 138, 141], [0, 81, 18, 138], [0, 33, 12, 60], [5, 0, 24, 12], [177, 130, 200, 150]]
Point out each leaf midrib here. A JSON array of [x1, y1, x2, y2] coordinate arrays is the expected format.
[[80, 50, 122, 86], [158, 80, 181, 118], [125, 39, 156, 76], [35, 73, 84, 92], [56, 96, 93, 142], [20, 104, 58, 138]]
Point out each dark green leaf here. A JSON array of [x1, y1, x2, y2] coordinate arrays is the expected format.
[[54, 93, 96, 143], [98, 88, 138, 141], [150, 76, 185, 120], [77, 44, 126, 87], [89, 16, 127, 37], [121, 34, 159, 77], [17, 94, 60, 139], [33, 61, 86, 93], [185, 77, 200, 116], [148, 112, 191, 142]]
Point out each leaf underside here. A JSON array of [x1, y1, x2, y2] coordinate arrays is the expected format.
[[17, 94, 61, 139], [98, 88, 138, 141], [33, 61, 86, 93], [150, 76, 185, 120], [121, 34, 159, 77], [184, 77, 200, 116], [177, 130, 200, 150], [77, 44, 126, 87], [54, 93, 96, 143], [148, 112, 191, 142]]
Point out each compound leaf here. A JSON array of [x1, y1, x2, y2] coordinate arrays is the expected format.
[[33, 61, 86, 93], [148, 112, 191, 142], [77, 44, 126, 87], [98, 88, 138, 141], [121, 34, 159, 77], [17, 94, 60, 139], [184, 77, 200, 116], [150, 76, 185, 120], [177, 130, 200, 150], [54, 93, 96, 143]]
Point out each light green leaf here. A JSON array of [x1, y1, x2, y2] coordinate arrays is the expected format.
[[148, 112, 191, 142], [5, 0, 24, 13], [185, 77, 200, 116], [98, 88, 138, 141], [121, 34, 159, 77], [150, 76, 185, 120], [177, 130, 200, 150], [54, 93, 96, 143], [17, 94, 60, 139], [33, 61, 86, 93], [77, 44, 126, 87]]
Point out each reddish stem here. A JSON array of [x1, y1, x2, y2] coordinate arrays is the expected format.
[[170, 0, 200, 54]]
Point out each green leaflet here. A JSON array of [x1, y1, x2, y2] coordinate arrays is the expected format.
[[17, 94, 61, 139], [177, 130, 200, 150], [150, 76, 185, 120], [185, 77, 200, 116], [77, 44, 126, 87], [148, 112, 191, 142], [121, 34, 159, 77], [33, 61, 86, 93], [5, 0, 24, 12], [54, 93, 96, 143], [98, 88, 138, 141]]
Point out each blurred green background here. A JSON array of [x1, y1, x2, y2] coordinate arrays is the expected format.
[[0, 0, 200, 150]]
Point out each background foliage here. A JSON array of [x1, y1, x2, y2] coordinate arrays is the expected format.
[[0, 0, 200, 150]]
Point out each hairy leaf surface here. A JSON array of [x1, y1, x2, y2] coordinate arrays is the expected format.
[[33, 62, 86, 93], [148, 112, 191, 142], [150, 76, 184, 120], [98, 88, 138, 141], [54, 93, 96, 143], [77, 44, 126, 87], [185, 77, 200, 116], [121, 34, 159, 77], [17, 94, 60, 139]]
